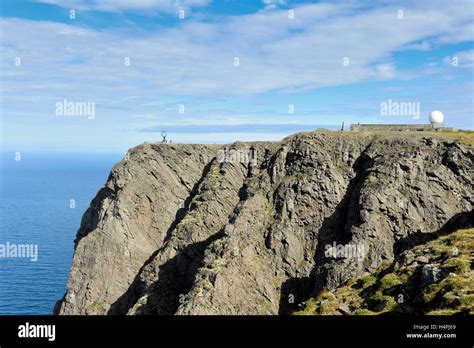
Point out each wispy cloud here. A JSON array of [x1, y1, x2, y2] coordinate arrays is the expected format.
[[140, 123, 336, 133], [33, 0, 211, 13], [262, 0, 287, 11], [443, 49, 474, 68], [1, 0, 473, 151], [2, 1, 472, 99]]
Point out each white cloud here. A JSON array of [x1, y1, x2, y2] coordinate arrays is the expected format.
[[375, 63, 396, 79], [401, 40, 432, 51], [262, 0, 287, 10], [444, 49, 474, 68], [1, 1, 473, 101], [33, 0, 211, 13]]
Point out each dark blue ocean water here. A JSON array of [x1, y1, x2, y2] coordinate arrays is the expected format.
[[0, 151, 121, 315]]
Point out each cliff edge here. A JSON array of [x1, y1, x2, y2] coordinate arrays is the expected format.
[[55, 131, 473, 315]]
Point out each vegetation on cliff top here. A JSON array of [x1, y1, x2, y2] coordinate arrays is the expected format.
[[311, 129, 474, 146], [294, 228, 474, 315]]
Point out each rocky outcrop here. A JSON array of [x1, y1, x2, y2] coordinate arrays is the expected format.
[[294, 226, 474, 315], [55, 131, 473, 315], [54, 143, 221, 314]]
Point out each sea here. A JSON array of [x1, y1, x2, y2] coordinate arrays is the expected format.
[[0, 151, 122, 315], [0, 127, 342, 315]]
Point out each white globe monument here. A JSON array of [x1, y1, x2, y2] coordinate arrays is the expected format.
[[429, 110, 444, 124]]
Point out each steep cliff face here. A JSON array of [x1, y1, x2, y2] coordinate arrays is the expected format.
[[55, 131, 473, 315]]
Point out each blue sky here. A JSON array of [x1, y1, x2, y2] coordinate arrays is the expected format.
[[0, 0, 473, 153]]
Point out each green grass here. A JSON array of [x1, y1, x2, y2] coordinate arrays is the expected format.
[[293, 228, 474, 316], [439, 130, 474, 146], [343, 129, 474, 147], [379, 273, 402, 290]]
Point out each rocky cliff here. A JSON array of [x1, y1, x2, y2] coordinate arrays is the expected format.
[[55, 131, 473, 315], [294, 226, 473, 315]]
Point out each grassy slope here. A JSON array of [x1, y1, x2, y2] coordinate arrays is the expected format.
[[432, 130, 474, 146], [307, 129, 474, 146], [369, 130, 474, 146], [294, 228, 474, 315]]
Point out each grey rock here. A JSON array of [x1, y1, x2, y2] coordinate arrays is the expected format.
[[338, 303, 351, 314], [421, 264, 443, 287], [416, 256, 430, 264], [55, 132, 473, 315]]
